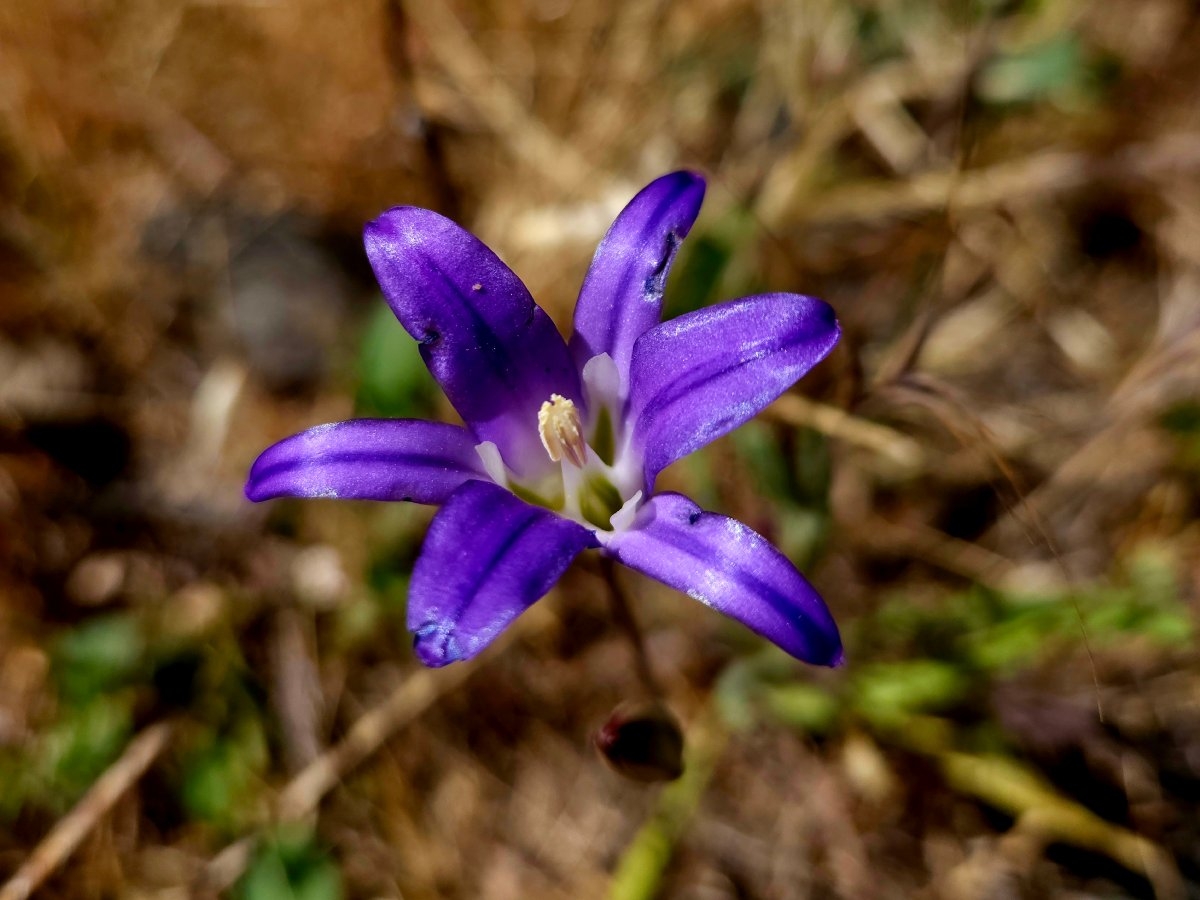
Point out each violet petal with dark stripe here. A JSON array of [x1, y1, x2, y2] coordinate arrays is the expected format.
[[408, 480, 598, 666], [569, 171, 706, 388], [627, 293, 840, 489], [602, 492, 843, 666], [247, 172, 844, 670], [245, 419, 485, 504], [364, 207, 581, 479]]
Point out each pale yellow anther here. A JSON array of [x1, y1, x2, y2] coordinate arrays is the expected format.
[[538, 394, 587, 467]]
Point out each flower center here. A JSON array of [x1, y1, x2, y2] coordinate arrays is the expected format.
[[475, 356, 645, 534], [527, 386, 639, 532], [537, 394, 587, 468]]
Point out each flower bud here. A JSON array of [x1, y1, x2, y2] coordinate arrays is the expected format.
[[594, 702, 684, 782]]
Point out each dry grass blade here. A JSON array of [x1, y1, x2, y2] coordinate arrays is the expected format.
[[0, 721, 175, 900], [399, 0, 601, 192], [781, 135, 1200, 227], [851, 517, 1021, 589], [4, 0, 1200, 895], [988, 326, 1200, 546], [197, 638, 491, 893], [765, 393, 926, 472]]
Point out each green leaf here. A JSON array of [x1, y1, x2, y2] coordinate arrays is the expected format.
[[236, 827, 343, 900], [977, 34, 1110, 107], [355, 302, 436, 418], [853, 660, 969, 727], [38, 695, 134, 812], [790, 427, 833, 508], [774, 507, 827, 570], [664, 207, 760, 319], [732, 421, 791, 499], [761, 683, 840, 734], [964, 602, 1069, 670], [53, 615, 144, 705], [713, 659, 759, 731], [181, 720, 268, 829]]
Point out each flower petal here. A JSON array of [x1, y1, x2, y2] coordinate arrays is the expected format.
[[365, 208, 581, 477], [245, 419, 486, 504], [628, 293, 839, 487], [569, 172, 706, 390], [409, 480, 597, 667], [604, 493, 842, 666]]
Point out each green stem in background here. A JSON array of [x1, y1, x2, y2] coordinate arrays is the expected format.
[[609, 713, 728, 900]]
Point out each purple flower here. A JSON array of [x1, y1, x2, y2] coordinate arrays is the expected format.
[[246, 172, 843, 668]]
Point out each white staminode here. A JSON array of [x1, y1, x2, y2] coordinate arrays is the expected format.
[[538, 394, 587, 467]]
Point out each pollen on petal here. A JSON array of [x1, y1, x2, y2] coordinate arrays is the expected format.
[[538, 394, 587, 467]]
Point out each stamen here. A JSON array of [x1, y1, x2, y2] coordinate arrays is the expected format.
[[538, 394, 587, 467]]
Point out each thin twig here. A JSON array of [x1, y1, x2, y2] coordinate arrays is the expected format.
[[850, 517, 1019, 588], [271, 606, 322, 774], [0, 721, 175, 900], [600, 557, 663, 700], [198, 594, 567, 893], [764, 393, 926, 472], [198, 655, 477, 893], [383, 0, 461, 220]]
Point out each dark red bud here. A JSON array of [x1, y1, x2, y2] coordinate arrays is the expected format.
[[595, 702, 684, 782]]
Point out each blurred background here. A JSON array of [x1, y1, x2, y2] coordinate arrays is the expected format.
[[2, 0, 1199, 897]]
